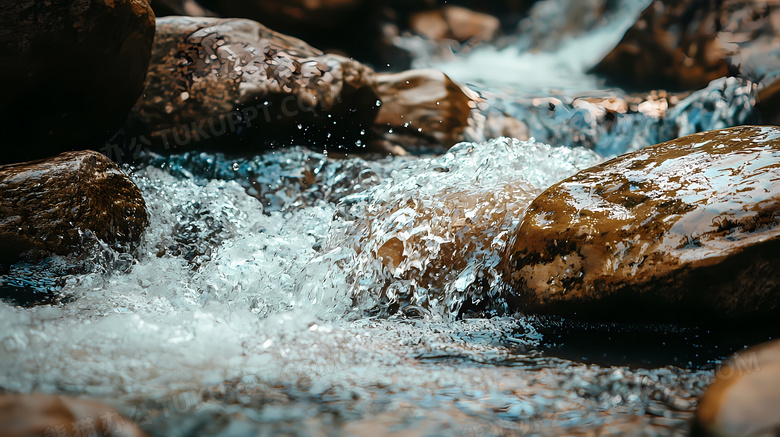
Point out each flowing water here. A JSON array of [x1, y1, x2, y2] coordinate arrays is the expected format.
[[0, 2, 770, 436]]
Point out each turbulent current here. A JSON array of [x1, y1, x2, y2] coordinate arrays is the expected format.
[[0, 1, 760, 435], [0, 139, 718, 436]]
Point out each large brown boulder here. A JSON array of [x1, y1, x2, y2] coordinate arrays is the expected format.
[[693, 339, 780, 436], [0, 0, 155, 164], [122, 16, 379, 154], [0, 151, 149, 264], [120, 17, 475, 157], [0, 393, 145, 437], [502, 126, 780, 322], [592, 0, 780, 91]]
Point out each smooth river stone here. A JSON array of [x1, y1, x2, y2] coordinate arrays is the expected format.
[[693, 339, 780, 436], [123, 17, 475, 155], [502, 125, 780, 321], [0, 151, 149, 264]]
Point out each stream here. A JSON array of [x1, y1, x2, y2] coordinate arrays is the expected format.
[[0, 1, 771, 436]]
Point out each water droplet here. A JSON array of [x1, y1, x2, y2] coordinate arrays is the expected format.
[[232, 162, 239, 171], [376, 100, 382, 107]]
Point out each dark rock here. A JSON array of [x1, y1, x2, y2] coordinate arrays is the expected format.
[[0, 393, 146, 437], [502, 125, 780, 322], [757, 77, 780, 126], [0, 0, 155, 164], [592, 0, 780, 91], [150, 0, 215, 16], [0, 151, 149, 264], [122, 17, 379, 155], [693, 339, 780, 436], [120, 17, 476, 157]]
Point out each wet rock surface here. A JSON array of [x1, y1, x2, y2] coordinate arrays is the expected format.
[[0, 151, 149, 264], [372, 69, 473, 151], [0, 393, 146, 437], [0, 0, 155, 164], [120, 17, 476, 157], [503, 125, 780, 322], [592, 0, 780, 91], [693, 338, 780, 437], [122, 16, 379, 154]]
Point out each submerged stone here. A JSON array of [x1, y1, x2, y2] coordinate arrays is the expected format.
[[693, 339, 780, 437], [502, 126, 780, 322], [0, 151, 149, 264], [0, 393, 146, 437]]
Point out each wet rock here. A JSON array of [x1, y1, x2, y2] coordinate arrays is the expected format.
[[372, 69, 473, 152], [0, 151, 149, 264], [693, 339, 780, 437], [0, 0, 155, 164], [0, 393, 145, 437], [502, 126, 780, 322], [409, 6, 501, 44], [122, 16, 379, 155], [592, 0, 780, 91], [120, 17, 476, 157]]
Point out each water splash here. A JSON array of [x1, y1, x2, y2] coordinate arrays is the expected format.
[[415, 0, 652, 94], [327, 138, 602, 318]]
